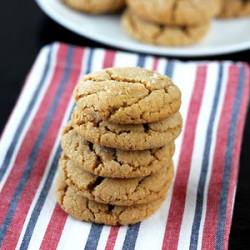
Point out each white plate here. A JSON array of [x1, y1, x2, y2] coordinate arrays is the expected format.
[[36, 0, 250, 57]]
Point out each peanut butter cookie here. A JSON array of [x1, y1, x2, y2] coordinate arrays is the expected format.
[[71, 107, 182, 151], [73, 67, 181, 124], [59, 153, 174, 206], [63, 0, 126, 14], [122, 9, 210, 46], [126, 0, 219, 26], [218, 0, 250, 18], [61, 122, 175, 178], [56, 173, 169, 225]]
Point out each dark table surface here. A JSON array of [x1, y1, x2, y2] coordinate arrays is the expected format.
[[0, 1, 250, 249]]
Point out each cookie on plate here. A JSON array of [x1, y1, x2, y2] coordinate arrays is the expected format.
[[71, 107, 182, 151], [218, 0, 250, 18], [61, 122, 175, 178], [63, 0, 126, 14], [122, 9, 211, 46], [73, 67, 181, 124], [126, 0, 219, 26], [56, 172, 169, 226], [59, 153, 174, 206]]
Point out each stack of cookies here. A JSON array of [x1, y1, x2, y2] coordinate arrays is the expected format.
[[56, 67, 183, 226], [122, 0, 220, 46]]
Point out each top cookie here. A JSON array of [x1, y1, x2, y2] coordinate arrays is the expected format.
[[74, 67, 181, 124], [126, 0, 220, 26]]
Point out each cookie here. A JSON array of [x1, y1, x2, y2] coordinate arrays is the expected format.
[[56, 173, 168, 226], [59, 153, 174, 206], [73, 67, 181, 124], [61, 122, 175, 178], [71, 107, 182, 151], [126, 0, 219, 26], [122, 9, 211, 47], [218, 0, 250, 18], [62, 0, 126, 14]]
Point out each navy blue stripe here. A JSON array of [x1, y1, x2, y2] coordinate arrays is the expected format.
[[19, 47, 94, 249], [189, 64, 224, 250], [84, 224, 103, 250], [0, 45, 53, 183], [122, 223, 141, 250], [215, 66, 246, 250], [0, 45, 75, 246], [137, 54, 146, 67], [164, 60, 174, 78], [86, 48, 94, 74]]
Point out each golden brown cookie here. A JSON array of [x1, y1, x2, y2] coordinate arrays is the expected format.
[[62, 0, 126, 14], [126, 0, 219, 26], [59, 153, 174, 206], [61, 122, 175, 178], [218, 0, 250, 18], [73, 67, 181, 124], [122, 9, 211, 47], [56, 173, 168, 226], [71, 107, 182, 151]]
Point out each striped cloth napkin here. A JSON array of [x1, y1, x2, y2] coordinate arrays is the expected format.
[[0, 42, 249, 250]]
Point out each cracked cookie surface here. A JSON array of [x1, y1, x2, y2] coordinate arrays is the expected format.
[[61, 122, 175, 178], [218, 0, 250, 18], [63, 0, 126, 13], [56, 173, 168, 225], [73, 67, 181, 124], [71, 107, 182, 150], [122, 9, 210, 46], [59, 153, 174, 206], [126, 0, 219, 26]]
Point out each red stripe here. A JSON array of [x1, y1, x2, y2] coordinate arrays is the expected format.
[[224, 66, 249, 250], [152, 57, 159, 71], [152, 57, 159, 70], [1, 45, 84, 249], [105, 227, 120, 250], [202, 66, 239, 250], [40, 204, 68, 250], [103, 50, 116, 69], [162, 66, 207, 249]]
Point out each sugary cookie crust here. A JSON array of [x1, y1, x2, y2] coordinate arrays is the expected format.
[[63, 0, 126, 14], [126, 0, 219, 26], [122, 9, 210, 47], [59, 153, 174, 206], [56, 173, 168, 226], [71, 107, 182, 151], [61, 122, 175, 178], [74, 67, 181, 124], [218, 0, 250, 18]]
